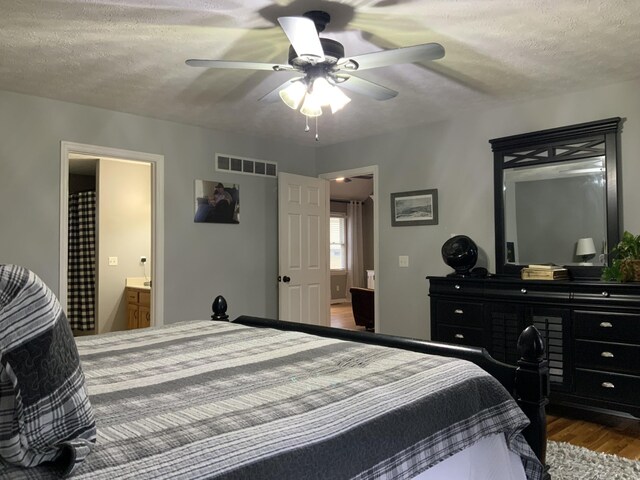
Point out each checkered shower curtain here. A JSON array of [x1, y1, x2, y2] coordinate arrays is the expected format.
[[68, 191, 96, 330]]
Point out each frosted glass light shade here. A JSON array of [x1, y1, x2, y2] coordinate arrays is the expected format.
[[310, 77, 351, 113], [279, 81, 306, 110], [328, 86, 351, 113], [311, 77, 333, 106], [280, 76, 351, 118], [300, 93, 323, 117]]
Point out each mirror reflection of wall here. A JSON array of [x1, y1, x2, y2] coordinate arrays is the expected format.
[[504, 157, 606, 266]]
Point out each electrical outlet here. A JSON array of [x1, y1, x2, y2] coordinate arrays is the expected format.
[[336, 285, 339, 291], [108, 256, 118, 266], [140, 256, 147, 264], [399, 255, 409, 267]]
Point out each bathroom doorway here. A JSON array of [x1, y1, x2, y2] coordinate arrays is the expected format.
[[59, 142, 165, 334]]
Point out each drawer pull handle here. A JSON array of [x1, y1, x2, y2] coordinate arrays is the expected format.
[[521, 288, 527, 294], [454, 284, 461, 290], [599, 322, 613, 328], [454, 333, 465, 339], [454, 309, 464, 314], [601, 291, 609, 297], [601, 382, 615, 389], [600, 351, 614, 358]]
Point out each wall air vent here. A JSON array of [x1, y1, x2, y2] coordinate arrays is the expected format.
[[216, 154, 277, 178]]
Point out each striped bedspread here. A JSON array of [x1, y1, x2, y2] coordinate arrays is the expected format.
[[1, 320, 543, 479]]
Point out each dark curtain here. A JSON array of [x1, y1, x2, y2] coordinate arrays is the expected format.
[[68, 191, 96, 330]]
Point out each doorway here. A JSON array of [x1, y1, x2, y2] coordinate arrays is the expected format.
[[320, 166, 378, 332], [59, 142, 165, 332]]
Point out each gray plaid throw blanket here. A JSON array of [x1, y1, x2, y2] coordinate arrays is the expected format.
[[0, 265, 96, 476], [2, 319, 543, 479]]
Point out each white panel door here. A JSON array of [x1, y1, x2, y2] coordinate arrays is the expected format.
[[278, 172, 329, 325]]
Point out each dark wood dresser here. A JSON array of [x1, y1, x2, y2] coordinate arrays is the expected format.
[[428, 275, 640, 418]]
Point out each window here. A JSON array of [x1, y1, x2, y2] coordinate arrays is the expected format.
[[330, 215, 346, 270]]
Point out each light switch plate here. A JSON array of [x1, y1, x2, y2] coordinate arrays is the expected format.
[[399, 255, 409, 267], [108, 256, 118, 266]]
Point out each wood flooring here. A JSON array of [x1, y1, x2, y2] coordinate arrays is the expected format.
[[330, 303, 640, 460], [330, 302, 364, 331], [547, 406, 640, 460]]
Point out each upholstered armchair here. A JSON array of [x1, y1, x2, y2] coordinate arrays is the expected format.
[[349, 287, 374, 331]]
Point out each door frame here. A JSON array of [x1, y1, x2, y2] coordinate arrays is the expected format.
[[59, 141, 165, 327], [319, 165, 379, 332]]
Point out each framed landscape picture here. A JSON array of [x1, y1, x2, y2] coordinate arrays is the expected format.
[[391, 189, 438, 226]]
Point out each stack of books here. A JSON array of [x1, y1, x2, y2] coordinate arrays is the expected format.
[[521, 264, 569, 280]]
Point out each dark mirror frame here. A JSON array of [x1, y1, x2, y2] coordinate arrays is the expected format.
[[490, 117, 622, 279]]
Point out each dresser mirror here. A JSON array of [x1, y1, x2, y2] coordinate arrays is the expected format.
[[490, 118, 622, 278]]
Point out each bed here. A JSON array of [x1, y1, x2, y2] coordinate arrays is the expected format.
[[0, 267, 550, 479]]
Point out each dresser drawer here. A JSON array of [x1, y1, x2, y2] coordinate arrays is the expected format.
[[483, 281, 570, 303], [574, 369, 640, 405], [574, 310, 640, 343], [435, 300, 483, 327], [572, 283, 640, 308], [429, 279, 483, 296], [575, 340, 640, 375], [437, 325, 484, 347]]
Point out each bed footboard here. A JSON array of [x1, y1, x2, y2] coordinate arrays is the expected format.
[[211, 296, 549, 478]]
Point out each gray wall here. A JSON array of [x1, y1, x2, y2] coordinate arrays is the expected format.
[[0, 89, 315, 323], [316, 78, 640, 340], [3, 78, 640, 340]]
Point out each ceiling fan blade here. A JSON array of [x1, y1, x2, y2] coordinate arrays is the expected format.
[[277, 16, 325, 62], [186, 59, 293, 71], [341, 42, 444, 71], [338, 75, 398, 101], [258, 77, 304, 103]]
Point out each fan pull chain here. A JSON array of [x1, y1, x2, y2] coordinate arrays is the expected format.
[[304, 116, 310, 132], [315, 116, 319, 142]]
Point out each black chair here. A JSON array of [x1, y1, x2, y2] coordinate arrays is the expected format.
[[350, 287, 374, 331]]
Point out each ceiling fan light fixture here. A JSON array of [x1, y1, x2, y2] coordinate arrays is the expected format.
[[279, 81, 307, 110], [309, 77, 351, 113]]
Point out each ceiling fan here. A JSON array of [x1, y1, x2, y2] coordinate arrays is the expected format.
[[186, 10, 445, 123]]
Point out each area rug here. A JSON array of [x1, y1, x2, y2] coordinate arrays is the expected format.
[[547, 440, 640, 479]]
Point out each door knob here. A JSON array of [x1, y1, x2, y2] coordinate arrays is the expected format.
[[282, 276, 291, 283]]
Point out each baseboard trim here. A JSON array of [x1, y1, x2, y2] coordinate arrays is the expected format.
[[330, 298, 348, 304]]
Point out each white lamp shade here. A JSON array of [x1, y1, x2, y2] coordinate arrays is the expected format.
[[576, 237, 596, 256], [279, 81, 306, 110]]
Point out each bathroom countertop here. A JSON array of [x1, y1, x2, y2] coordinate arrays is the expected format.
[[125, 277, 151, 290]]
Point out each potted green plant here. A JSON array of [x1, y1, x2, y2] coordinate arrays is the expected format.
[[601, 231, 640, 282]]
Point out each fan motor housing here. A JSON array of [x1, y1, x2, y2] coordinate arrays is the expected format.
[[288, 38, 345, 67]]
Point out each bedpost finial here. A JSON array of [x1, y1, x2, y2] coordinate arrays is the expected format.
[[517, 325, 545, 362], [211, 295, 229, 321]]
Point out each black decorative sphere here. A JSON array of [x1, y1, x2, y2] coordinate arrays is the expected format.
[[441, 235, 478, 276]]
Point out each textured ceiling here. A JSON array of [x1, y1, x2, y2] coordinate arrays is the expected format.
[[2, 0, 639, 146]]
